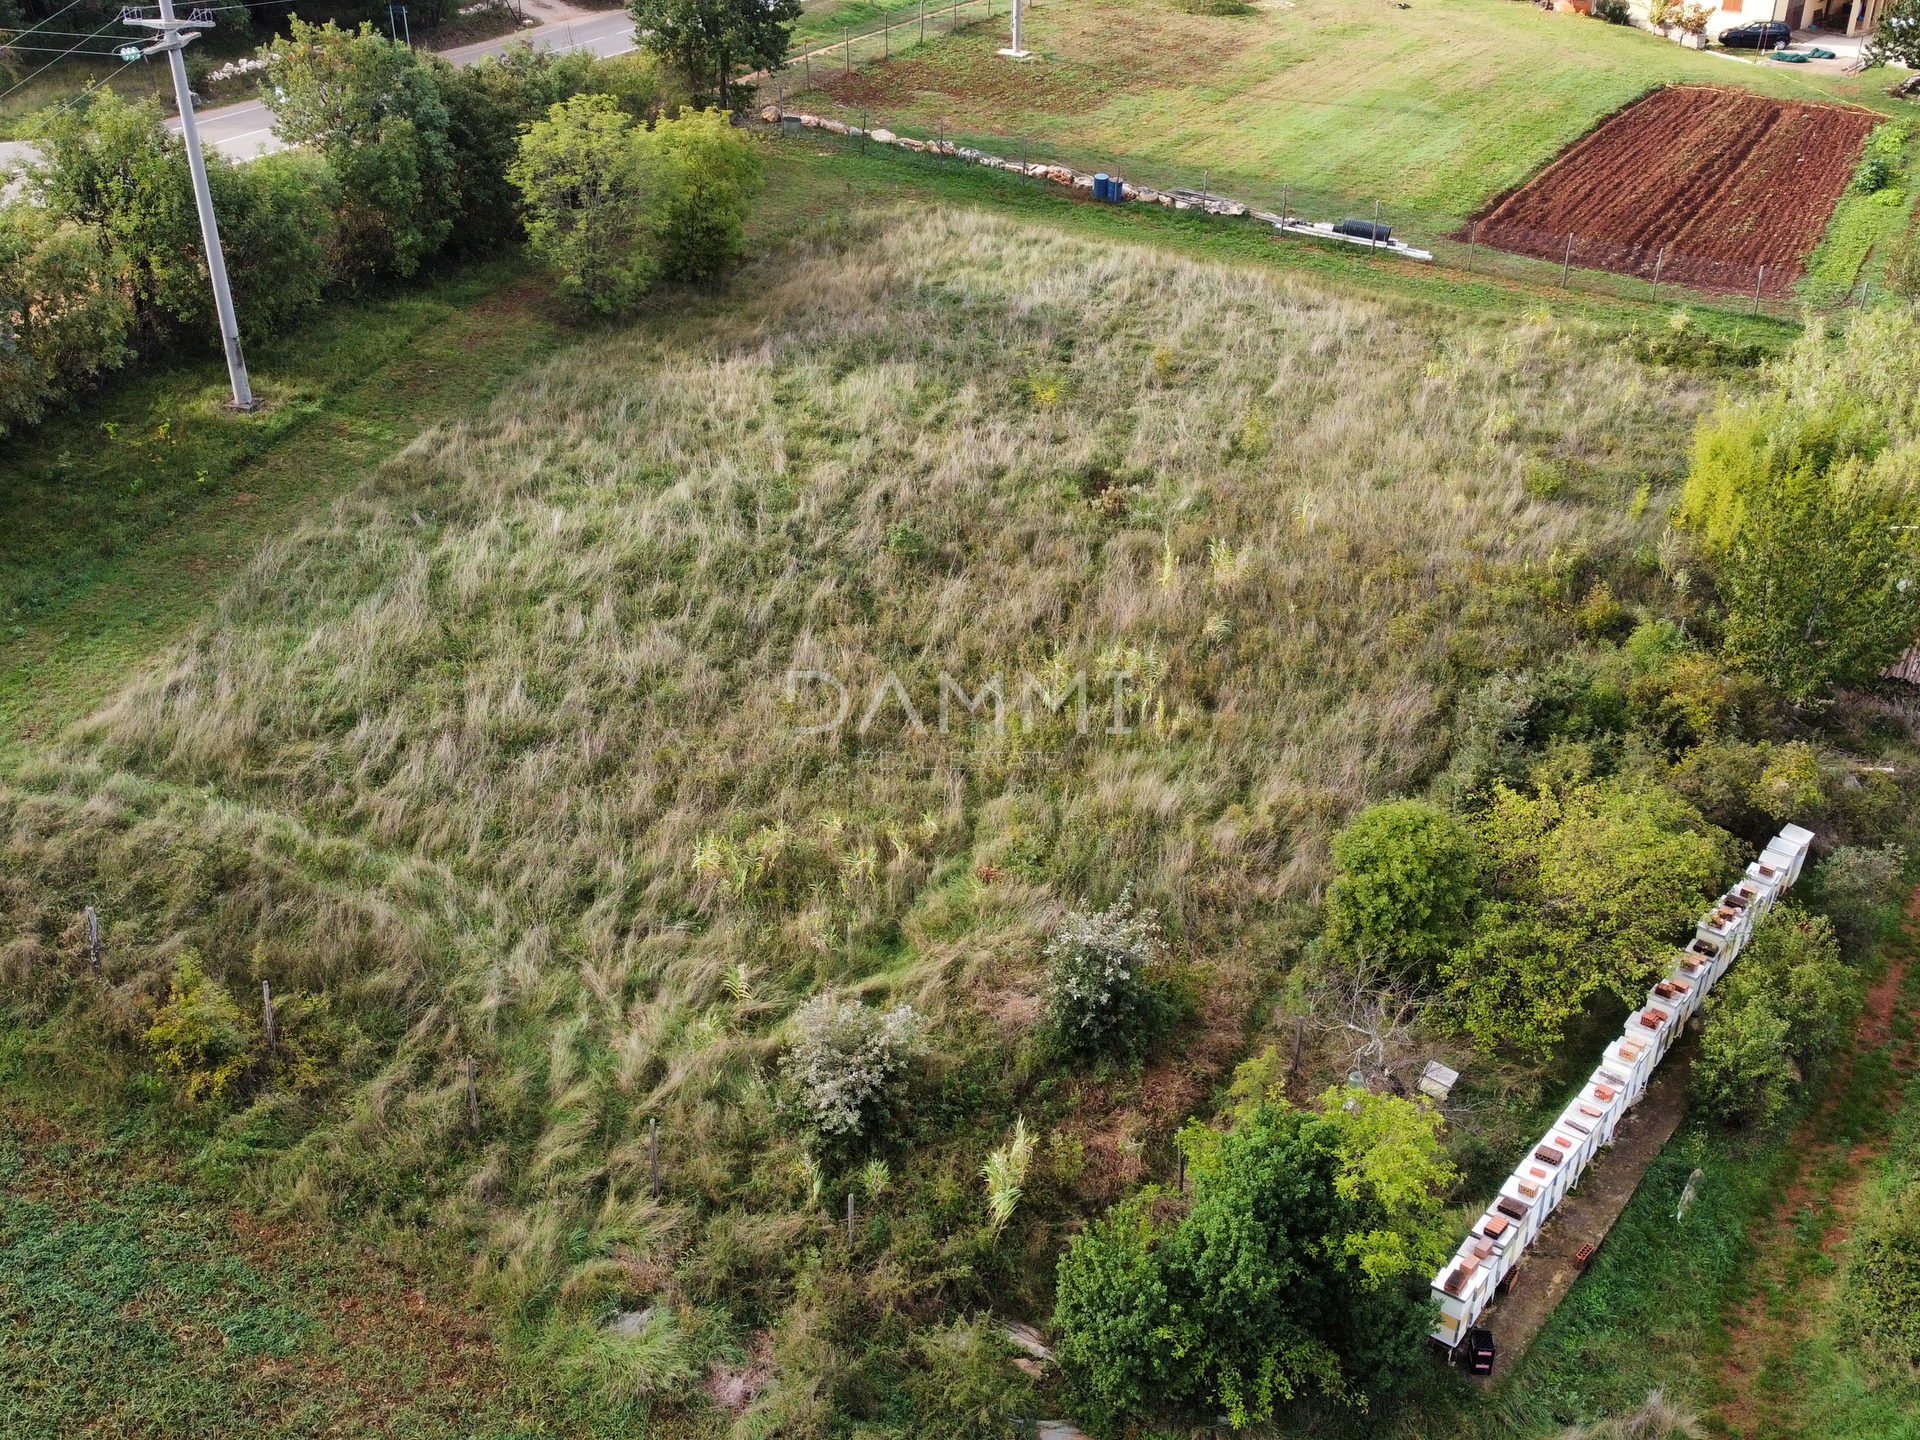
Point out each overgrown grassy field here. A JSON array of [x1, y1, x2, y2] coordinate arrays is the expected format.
[[1, 197, 1753, 1431], [778, 0, 1906, 234]]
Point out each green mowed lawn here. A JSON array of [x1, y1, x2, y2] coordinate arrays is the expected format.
[[785, 0, 1902, 231]]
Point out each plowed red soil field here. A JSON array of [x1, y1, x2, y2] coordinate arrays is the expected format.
[[1471, 85, 1879, 295]]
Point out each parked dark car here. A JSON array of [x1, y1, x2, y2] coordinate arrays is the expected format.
[[1720, 20, 1792, 47]]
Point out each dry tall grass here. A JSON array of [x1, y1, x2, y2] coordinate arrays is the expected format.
[[0, 208, 1716, 1373]]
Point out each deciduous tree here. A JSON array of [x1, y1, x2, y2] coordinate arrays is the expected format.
[[1054, 1084, 1452, 1430], [509, 93, 659, 312], [262, 20, 455, 277], [630, 0, 799, 108], [1324, 799, 1476, 982], [1441, 780, 1729, 1053]]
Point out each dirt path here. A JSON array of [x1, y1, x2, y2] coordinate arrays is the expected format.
[[1476, 1045, 1697, 1380], [1709, 892, 1919, 1438]]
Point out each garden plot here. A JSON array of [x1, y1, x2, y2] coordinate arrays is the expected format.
[[1472, 85, 1880, 295]]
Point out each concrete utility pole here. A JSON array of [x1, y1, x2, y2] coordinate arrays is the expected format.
[[998, 0, 1030, 57], [124, 0, 256, 411]]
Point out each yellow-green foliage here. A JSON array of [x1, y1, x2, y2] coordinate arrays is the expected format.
[[1679, 312, 1920, 700], [143, 950, 254, 1102], [1442, 779, 1730, 1053]]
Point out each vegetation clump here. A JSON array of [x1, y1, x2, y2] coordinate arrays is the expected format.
[[1692, 906, 1859, 1127], [780, 996, 925, 1140], [1679, 311, 1920, 702], [1054, 1074, 1453, 1429], [144, 950, 255, 1103], [1323, 799, 1476, 983], [1042, 889, 1176, 1060]]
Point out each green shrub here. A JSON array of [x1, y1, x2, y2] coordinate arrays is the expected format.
[[1679, 313, 1920, 701], [437, 42, 598, 252], [31, 88, 337, 345], [589, 50, 691, 122], [1622, 311, 1766, 372], [1804, 844, 1908, 958], [1691, 991, 1794, 1127], [779, 996, 924, 1140], [1042, 889, 1175, 1060], [1594, 0, 1633, 23], [31, 89, 204, 334], [212, 151, 339, 341], [1323, 800, 1476, 983], [648, 106, 762, 283], [1441, 780, 1729, 1055], [143, 950, 256, 1103], [902, 1317, 1037, 1440], [1841, 1180, 1920, 1361], [261, 20, 457, 279], [0, 205, 133, 434], [509, 92, 660, 313], [1054, 1088, 1452, 1430], [508, 99, 762, 311], [1693, 906, 1859, 1127]]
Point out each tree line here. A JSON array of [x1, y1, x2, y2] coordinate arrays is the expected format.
[[1, 19, 770, 435]]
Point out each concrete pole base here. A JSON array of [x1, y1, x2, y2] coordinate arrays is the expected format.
[[996, 46, 1034, 56]]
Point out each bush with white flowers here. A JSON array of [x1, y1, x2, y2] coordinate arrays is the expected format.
[[781, 996, 924, 1139], [1042, 889, 1173, 1059]]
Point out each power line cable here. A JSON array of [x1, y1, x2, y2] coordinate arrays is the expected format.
[[1, 39, 140, 52], [0, 0, 94, 48], [0, 14, 139, 106]]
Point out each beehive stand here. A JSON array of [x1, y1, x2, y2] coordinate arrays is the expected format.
[[1428, 824, 1814, 1374]]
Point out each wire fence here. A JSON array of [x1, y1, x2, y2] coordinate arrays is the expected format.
[[754, 18, 1902, 324], [768, 0, 997, 104]]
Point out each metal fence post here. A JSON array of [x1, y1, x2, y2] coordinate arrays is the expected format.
[[845, 26, 851, 74], [1651, 244, 1665, 302], [1752, 264, 1765, 316], [261, 980, 277, 1055], [1373, 199, 1381, 251], [466, 1055, 481, 1135], [649, 1116, 661, 1198], [1467, 219, 1476, 272], [85, 905, 101, 975], [921, 0, 926, 41], [1561, 232, 1573, 289]]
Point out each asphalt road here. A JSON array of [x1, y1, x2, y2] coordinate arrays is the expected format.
[[170, 5, 637, 161]]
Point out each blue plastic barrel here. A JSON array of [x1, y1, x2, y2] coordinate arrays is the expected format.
[[1094, 174, 1110, 202]]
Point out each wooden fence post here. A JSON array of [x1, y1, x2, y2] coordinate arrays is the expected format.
[[261, 980, 277, 1055], [1651, 244, 1665, 302], [466, 1055, 480, 1136], [649, 1116, 661, 1198], [1561, 232, 1574, 289], [85, 905, 101, 975], [1752, 264, 1765, 316], [846, 1191, 856, 1247]]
